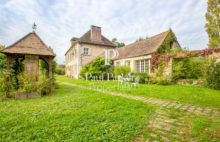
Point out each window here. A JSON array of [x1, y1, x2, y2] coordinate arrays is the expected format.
[[83, 48, 89, 55], [136, 60, 150, 73], [116, 61, 121, 66], [125, 61, 130, 67], [72, 51, 74, 59]]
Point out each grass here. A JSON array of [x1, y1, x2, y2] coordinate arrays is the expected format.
[[57, 75, 220, 109], [191, 116, 220, 141], [0, 76, 219, 141], [0, 84, 155, 142]]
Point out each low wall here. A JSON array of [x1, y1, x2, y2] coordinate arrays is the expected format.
[[15, 92, 41, 99], [176, 79, 203, 86]]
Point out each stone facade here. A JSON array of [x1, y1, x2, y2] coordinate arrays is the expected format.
[[25, 55, 39, 80], [163, 58, 173, 77], [65, 26, 116, 78], [81, 43, 114, 65], [66, 42, 115, 78]]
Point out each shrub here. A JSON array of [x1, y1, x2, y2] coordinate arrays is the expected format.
[[17, 72, 55, 95], [38, 72, 51, 95], [146, 75, 171, 85], [205, 58, 220, 90], [80, 57, 112, 80], [9, 58, 24, 90], [114, 66, 131, 77], [172, 57, 208, 81], [131, 73, 149, 84], [56, 68, 65, 75], [0, 71, 9, 100], [17, 73, 38, 93], [80, 65, 89, 79], [0, 53, 6, 71]]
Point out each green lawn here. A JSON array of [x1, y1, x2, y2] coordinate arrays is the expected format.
[[0, 76, 220, 141], [57, 75, 220, 109], [0, 84, 155, 141]]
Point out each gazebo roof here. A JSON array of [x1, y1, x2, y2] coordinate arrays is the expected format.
[[0, 31, 56, 57]]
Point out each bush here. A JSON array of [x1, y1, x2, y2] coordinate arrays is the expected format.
[[9, 58, 24, 90], [131, 73, 149, 84], [80, 57, 112, 80], [205, 58, 220, 90], [114, 66, 131, 77], [16, 72, 55, 95], [172, 57, 208, 81], [38, 72, 51, 95], [146, 75, 171, 85], [17, 73, 38, 93], [56, 68, 65, 75], [0, 71, 9, 100], [0, 53, 6, 71]]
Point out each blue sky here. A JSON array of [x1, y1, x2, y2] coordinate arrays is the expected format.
[[0, 0, 208, 64]]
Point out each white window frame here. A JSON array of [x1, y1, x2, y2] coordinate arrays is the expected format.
[[83, 48, 89, 55], [136, 59, 150, 73], [116, 61, 121, 66]]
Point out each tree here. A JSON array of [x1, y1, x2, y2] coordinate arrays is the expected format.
[[206, 58, 220, 90], [0, 45, 6, 71], [205, 0, 220, 48], [111, 38, 125, 48], [0, 45, 5, 50]]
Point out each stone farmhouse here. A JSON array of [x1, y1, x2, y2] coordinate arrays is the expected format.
[[112, 30, 181, 73], [65, 25, 116, 78], [65, 25, 181, 78]]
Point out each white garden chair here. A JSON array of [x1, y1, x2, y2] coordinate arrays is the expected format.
[[118, 75, 124, 84], [132, 76, 140, 88]]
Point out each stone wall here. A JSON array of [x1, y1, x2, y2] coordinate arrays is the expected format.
[[15, 92, 41, 99], [25, 55, 39, 80], [65, 43, 79, 78], [81, 43, 114, 65], [210, 52, 220, 62], [65, 42, 115, 79], [163, 58, 173, 77]]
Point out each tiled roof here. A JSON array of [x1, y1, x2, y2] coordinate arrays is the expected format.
[[72, 30, 116, 47], [0, 31, 56, 57], [114, 30, 170, 60]]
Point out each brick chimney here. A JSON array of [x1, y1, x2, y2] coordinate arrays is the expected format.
[[70, 37, 79, 46], [90, 25, 102, 41]]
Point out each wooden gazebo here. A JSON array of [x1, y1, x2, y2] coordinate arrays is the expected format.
[[0, 31, 56, 97]]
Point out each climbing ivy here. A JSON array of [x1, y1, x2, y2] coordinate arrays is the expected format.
[[157, 29, 179, 54]]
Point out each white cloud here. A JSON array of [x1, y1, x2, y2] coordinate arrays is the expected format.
[[0, 0, 208, 64]]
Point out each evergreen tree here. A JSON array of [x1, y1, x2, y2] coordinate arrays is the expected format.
[[205, 0, 220, 48]]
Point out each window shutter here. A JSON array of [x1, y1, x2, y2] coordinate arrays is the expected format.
[[88, 48, 92, 55], [81, 47, 84, 54]]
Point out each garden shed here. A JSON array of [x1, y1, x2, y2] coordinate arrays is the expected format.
[[0, 31, 56, 98]]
